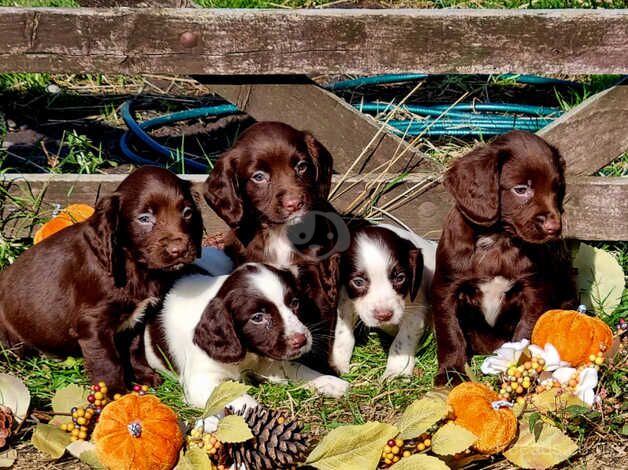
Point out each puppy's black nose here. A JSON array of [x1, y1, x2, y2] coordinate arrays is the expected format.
[[374, 310, 393, 322], [289, 333, 307, 349]]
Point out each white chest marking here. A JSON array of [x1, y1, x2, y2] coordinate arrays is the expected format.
[[478, 276, 513, 327], [265, 229, 294, 269]]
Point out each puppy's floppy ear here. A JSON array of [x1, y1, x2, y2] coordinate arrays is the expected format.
[[405, 241, 423, 302], [183, 180, 205, 258], [86, 193, 125, 287], [444, 143, 504, 227], [204, 150, 244, 228], [304, 132, 333, 201], [193, 296, 245, 363]]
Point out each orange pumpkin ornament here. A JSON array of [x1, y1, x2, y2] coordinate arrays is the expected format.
[[531, 309, 613, 366], [448, 382, 517, 455], [33, 203, 94, 244], [93, 394, 183, 470]]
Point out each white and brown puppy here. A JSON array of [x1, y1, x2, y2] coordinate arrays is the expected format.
[[331, 224, 437, 379], [144, 262, 349, 409]]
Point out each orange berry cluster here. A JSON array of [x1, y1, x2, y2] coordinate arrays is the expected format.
[[498, 357, 546, 403], [379, 435, 432, 467]]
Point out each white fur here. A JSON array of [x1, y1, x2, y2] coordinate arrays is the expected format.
[[265, 226, 295, 270], [331, 225, 436, 379], [478, 276, 514, 327], [146, 265, 348, 410]]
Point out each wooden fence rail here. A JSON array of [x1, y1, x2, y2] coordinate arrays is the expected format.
[[0, 8, 627, 75], [2, 174, 627, 241]]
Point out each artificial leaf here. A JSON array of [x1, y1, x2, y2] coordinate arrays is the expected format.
[[528, 413, 543, 442], [573, 243, 625, 315], [50, 384, 89, 425], [203, 381, 250, 417], [389, 453, 450, 470], [0, 448, 17, 468], [173, 447, 213, 470], [0, 373, 31, 422], [79, 450, 106, 469], [215, 415, 253, 443], [31, 423, 71, 459], [529, 389, 588, 414], [306, 422, 398, 470], [431, 422, 477, 456], [396, 396, 448, 439], [504, 423, 577, 469], [66, 439, 96, 459]]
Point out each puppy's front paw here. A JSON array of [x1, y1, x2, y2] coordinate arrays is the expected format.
[[309, 375, 349, 398], [226, 394, 259, 413], [383, 355, 415, 380]]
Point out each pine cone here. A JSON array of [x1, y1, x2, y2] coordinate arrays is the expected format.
[[223, 405, 308, 470], [0, 405, 14, 448]]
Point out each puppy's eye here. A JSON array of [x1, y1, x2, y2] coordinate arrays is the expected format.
[[289, 298, 300, 310], [394, 273, 406, 284], [512, 184, 532, 196], [182, 206, 194, 220], [295, 161, 309, 175], [250, 312, 266, 324], [136, 213, 156, 225], [251, 171, 269, 183], [351, 277, 366, 288]]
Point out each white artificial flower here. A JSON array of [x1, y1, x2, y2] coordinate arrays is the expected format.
[[528, 342, 569, 371], [480, 339, 530, 375], [552, 366, 598, 406]]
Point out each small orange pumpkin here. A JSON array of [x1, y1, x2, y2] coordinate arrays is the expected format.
[[531, 309, 613, 366], [448, 382, 517, 455], [33, 203, 94, 244], [93, 394, 183, 470]]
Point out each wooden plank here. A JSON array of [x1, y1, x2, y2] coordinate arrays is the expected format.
[[2, 174, 626, 241], [538, 81, 628, 176], [78, 1, 196, 6], [205, 81, 439, 174], [0, 8, 626, 75]]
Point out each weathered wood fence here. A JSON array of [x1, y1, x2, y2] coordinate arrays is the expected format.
[[1, 4, 627, 240]]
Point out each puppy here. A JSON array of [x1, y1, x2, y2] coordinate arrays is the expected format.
[[0, 166, 203, 392], [331, 224, 436, 378], [432, 131, 578, 385], [144, 263, 349, 409], [203, 121, 335, 266]]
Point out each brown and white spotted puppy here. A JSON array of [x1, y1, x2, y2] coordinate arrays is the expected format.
[[331, 224, 437, 379], [144, 263, 349, 410]]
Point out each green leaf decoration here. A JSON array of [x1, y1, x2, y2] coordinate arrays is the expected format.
[[0, 448, 17, 468], [215, 414, 254, 444], [504, 423, 578, 469], [528, 413, 543, 442], [203, 381, 250, 417], [31, 423, 71, 459], [306, 422, 399, 470], [431, 422, 477, 456], [50, 384, 89, 425], [463, 364, 479, 383], [173, 447, 214, 470], [0, 373, 31, 422], [573, 243, 625, 315], [396, 396, 448, 440], [389, 453, 450, 470], [530, 389, 588, 414], [79, 450, 106, 469]]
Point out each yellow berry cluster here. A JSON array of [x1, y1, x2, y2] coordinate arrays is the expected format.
[[587, 351, 606, 367], [379, 435, 432, 467], [499, 358, 545, 403], [186, 428, 226, 469]]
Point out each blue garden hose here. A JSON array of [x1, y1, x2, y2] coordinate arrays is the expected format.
[[119, 73, 573, 169]]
